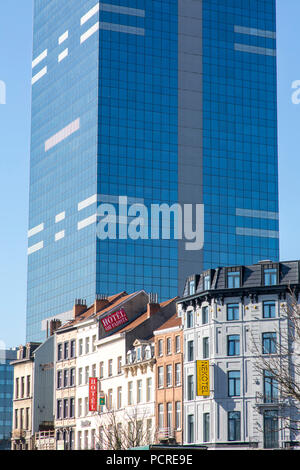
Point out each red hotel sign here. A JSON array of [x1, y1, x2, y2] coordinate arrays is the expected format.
[[89, 378, 98, 412], [101, 308, 129, 332]]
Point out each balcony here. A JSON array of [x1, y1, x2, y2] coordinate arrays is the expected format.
[[255, 392, 286, 409], [12, 429, 26, 440], [157, 428, 176, 443]]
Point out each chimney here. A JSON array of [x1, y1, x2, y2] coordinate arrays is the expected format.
[[73, 299, 87, 319], [147, 293, 160, 319], [49, 319, 62, 336], [94, 294, 109, 314]]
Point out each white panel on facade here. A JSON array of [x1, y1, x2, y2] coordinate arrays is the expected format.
[[45, 118, 80, 152], [58, 30, 69, 44], [28, 223, 44, 238], [78, 194, 97, 211], [32, 66, 47, 85], [32, 49, 48, 68], [58, 48, 68, 62], [28, 241, 44, 255], [55, 212, 65, 223], [77, 214, 97, 231]]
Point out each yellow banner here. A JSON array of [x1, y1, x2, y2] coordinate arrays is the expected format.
[[197, 360, 210, 396]]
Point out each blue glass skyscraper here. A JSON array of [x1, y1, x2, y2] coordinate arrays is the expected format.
[[27, 0, 279, 342], [0, 348, 17, 449]]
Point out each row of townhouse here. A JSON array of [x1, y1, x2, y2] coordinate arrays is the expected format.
[[11, 290, 184, 450], [11, 260, 300, 450]]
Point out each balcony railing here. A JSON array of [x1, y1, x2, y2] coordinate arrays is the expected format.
[[12, 429, 26, 440], [255, 392, 286, 407], [157, 427, 175, 441]]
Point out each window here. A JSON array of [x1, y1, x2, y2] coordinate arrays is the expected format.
[[264, 268, 277, 286], [263, 371, 278, 403], [264, 410, 279, 449], [15, 409, 18, 429], [187, 375, 194, 401], [262, 333, 277, 354], [189, 280, 195, 295], [175, 402, 181, 430], [64, 342, 69, 360], [187, 340, 194, 362], [263, 301, 276, 319], [84, 430, 88, 450], [57, 400, 62, 419], [137, 380, 142, 403], [57, 370, 62, 389], [167, 403, 172, 429], [175, 335, 181, 353], [187, 415, 194, 443], [26, 376, 31, 397], [202, 306, 209, 324], [128, 382, 133, 405], [85, 397, 89, 415], [227, 304, 239, 321], [117, 387, 122, 409], [203, 413, 210, 442], [77, 431, 82, 450], [78, 398, 82, 417], [146, 378, 152, 402], [63, 369, 69, 388], [78, 368, 83, 385], [15, 378, 19, 399], [136, 347, 142, 361], [85, 337, 90, 354], [85, 366, 89, 384], [91, 429, 96, 450], [227, 335, 240, 356], [158, 339, 163, 357], [108, 359, 113, 377], [70, 398, 75, 418], [187, 310, 194, 329], [70, 340, 76, 358], [228, 371, 240, 397], [166, 365, 172, 387], [57, 343, 63, 361], [158, 404, 164, 430], [203, 337, 209, 359], [63, 398, 69, 418], [227, 271, 240, 288], [25, 408, 29, 430], [175, 363, 181, 386], [228, 411, 241, 441], [99, 362, 104, 379], [78, 339, 83, 356], [117, 357, 122, 374], [107, 389, 113, 410], [204, 275, 210, 291], [92, 335, 97, 352], [21, 377, 25, 398], [166, 337, 172, 354], [158, 367, 164, 389], [92, 364, 96, 378]]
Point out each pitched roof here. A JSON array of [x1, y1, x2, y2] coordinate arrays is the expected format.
[[155, 313, 182, 332]]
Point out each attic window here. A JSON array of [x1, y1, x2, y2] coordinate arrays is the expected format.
[[204, 274, 210, 290], [227, 271, 240, 289], [189, 280, 195, 295]]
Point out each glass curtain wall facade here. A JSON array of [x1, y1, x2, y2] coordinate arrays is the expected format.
[[27, 0, 279, 342], [0, 349, 17, 450]]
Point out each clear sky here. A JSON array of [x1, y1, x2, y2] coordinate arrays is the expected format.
[[0, 1, 299, 348]]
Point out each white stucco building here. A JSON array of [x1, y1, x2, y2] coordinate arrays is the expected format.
[[178, 261, 300, 450]]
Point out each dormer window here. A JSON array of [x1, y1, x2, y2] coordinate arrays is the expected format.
[[227, 271, 240, 289], [189, 280, 195, 296], [264, 267, 277, 286], [136, 347, 142, 362], [204, 275, 210, 291]]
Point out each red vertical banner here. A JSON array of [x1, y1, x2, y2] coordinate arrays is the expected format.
[[89, 378, 98, 412]]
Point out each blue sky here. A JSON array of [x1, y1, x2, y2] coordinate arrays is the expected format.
[[0, 1, 299, 348]]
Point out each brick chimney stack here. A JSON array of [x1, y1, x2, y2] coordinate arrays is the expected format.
[[49, 319, 62, 336], [73, 299, 87, 319], [147, 293, 160, 319], [94, 295, 109, 314]]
